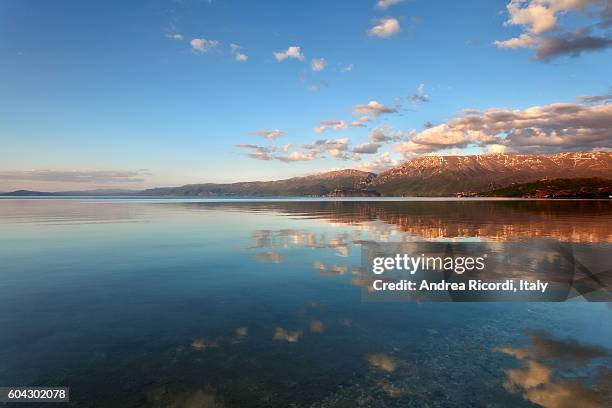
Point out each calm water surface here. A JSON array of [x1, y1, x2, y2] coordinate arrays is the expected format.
[[0, 199, 611, 407]]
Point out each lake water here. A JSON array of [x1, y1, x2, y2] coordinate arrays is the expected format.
[[0, 199, 611, 407]]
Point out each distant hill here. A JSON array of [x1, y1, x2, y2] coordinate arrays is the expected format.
[[141, 169, 377, 196], [481, 178, 612, 198], [3, 152, 612, 197], [0, 190, 58, 196], [0, 189, 137, 197]]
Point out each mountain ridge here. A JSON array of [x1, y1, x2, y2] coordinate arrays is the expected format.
[[3, 152, 612, 197]]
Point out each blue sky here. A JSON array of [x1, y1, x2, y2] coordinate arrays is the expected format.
[[1, 0, 611, 190]]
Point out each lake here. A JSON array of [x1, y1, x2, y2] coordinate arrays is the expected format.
[[0, 199, 611, 407]]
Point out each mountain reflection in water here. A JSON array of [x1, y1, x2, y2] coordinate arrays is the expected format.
[[0, 199, 610, 407], [180, 200, 612, 243]]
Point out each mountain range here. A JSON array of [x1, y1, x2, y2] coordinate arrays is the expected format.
[[3, 152, 612, 197]]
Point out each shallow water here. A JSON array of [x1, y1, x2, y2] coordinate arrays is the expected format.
[[0, 199, 611, 407]]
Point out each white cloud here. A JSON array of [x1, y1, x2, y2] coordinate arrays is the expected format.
[[368, 17, 401, 38], [311, 58, 327, 71], [308, 80, 329, 92], [167, 33, 183, 41], [236, 144, 274, 160], [277, 151, 316, 162], [252, 129, 285, 140], [352, 100, 398, 116], [409, 83, 429, 105], [376, 0, 405, 10], [494, 33, 537, 49], [351, 115, 374, 128], [495, 0, 612, 60], [577, 90, 612, 104], [341, 63, 354, 72], [230, 43, 248, 61], [354, 152, 400, 173], [300, 137, 351, 160], [314, 120, 348, 133], [369, 125, 405, 143], [394, 99, 612, 155], [353, 143, 381, 154], [190, 38, 220, 53], [273, 46, 304, 61], [486, 144, 510, 153]]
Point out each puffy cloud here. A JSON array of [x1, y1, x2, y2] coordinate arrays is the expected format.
[[352, 100, 398, 116], [495, 33, 538, 49], [308, 80, 329, 92], [341, 63, 354, 72], [0, 169, 151, 184], [577, 90, 612, 103], [239, 136, 358, 163], [534, 29, 612, 60], [353, 143, 381, 154], [252, 129, 285, 140], [369, 125, 405, 143], [234, 52, 248, 61], [495, 0, 612, 60], [314, 120, 348, 133], [486, 144, 510, 153], [505, 0, 561, 35], [368, 17, 401, 38], [304, 137, 350, 152], [311, 57, 326, 71], [394, 100, 612, 155], [230, 43, 248, 61], [273, 46, 304, 61], [351, 116, 372, 127], [299, 137, 354, 160], [376, 0, 405, 10], [190, 38, 219, 53], [394, 139, 440, 156], [354, 152, 400, 173], [277, 151, 317, 162], [236, 144, 274, 160], [411, 124, 496, 147], [409, 83, 430, 106]]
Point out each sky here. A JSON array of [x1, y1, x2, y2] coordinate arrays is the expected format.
[[0, 0, 611, 191]]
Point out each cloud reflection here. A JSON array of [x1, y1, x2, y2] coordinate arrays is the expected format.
[[313, 260, 348, 276], [191, 338, 218, 350], [367, 353, 398, 373], [494, 331, 612, 407], [273, 328, 303, 343], [310, 320, 325, 333], [255, 251, 284, 263]]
